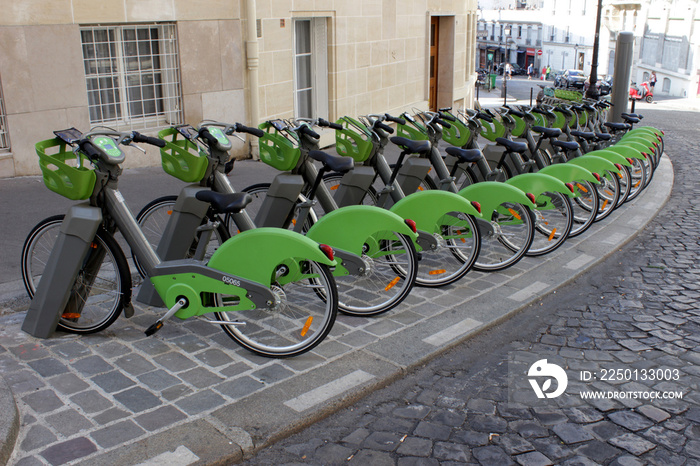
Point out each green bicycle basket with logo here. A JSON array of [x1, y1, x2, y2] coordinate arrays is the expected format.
[[36, 138, 97, 200]]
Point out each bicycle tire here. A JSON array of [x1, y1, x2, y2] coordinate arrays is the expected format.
[[526, 191, 573, 256], [615, 165, 632, 207], [244, 181, 419, 314], [135, 196, 229, 278], [213, 260, 337, 357], [473, 202, 535, 272], [569, 180, 599, 237], [594, 169, 621, 222], [625, 157, 647, 203], [21, 216, 130, 334]]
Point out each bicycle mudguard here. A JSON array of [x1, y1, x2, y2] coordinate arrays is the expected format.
[[458, 181, 536, 220], [305, 205, 418, 261], [624, 126, 662, 140], [538, 163, 600, 185], [505, 173, 574, 198], [150, 228, 338, 318], [616, 136, 657, 154], [389, 190, 482, 235], [613, 140, 655, 159], [587, 149, 633, 168], [567, 155, 620, 174], [604, 144, 647, 161]]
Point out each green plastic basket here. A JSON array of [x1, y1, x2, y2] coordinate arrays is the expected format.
[[158, 128, 209, 183], [479, 116, 506, 142], [36, 138, 96, 200], [442, 117, 471, 147], [335, 117, 373, 162], [257, 122, 301, 171], [396, 120, 428, 141]]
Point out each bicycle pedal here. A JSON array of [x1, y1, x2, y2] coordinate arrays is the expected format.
[[123, 301, 135, 318], [145, 321, 163, 336]]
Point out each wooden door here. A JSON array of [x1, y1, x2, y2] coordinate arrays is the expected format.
[[429, 17, 439, 111]]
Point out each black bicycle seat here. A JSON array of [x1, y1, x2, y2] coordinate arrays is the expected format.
[[551, 140, 580, 152], [570, 131, 597, 141], [195, 191, 253, 214], [445, 147, 482, 163], [604, 122, 630, 131], [390, 137, 431, 155], [595, 133, 612, 141], [308, 150, 354, 173], [621, 114, 641, 124], [495, 138, 528, 154], [531, 126, 562, 138]]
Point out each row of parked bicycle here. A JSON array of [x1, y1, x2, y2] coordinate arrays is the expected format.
[[21, 97, 664, 359]]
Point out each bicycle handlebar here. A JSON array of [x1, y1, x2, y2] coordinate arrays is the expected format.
[[374, 121, 394, 134], [132, 132, 166, 148], [384, 114, 406, 125], [235, 123, 265, 138], [317, 118, 343, 131], [299, 124, 320, 139]]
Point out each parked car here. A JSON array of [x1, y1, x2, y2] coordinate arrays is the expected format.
[[596, 75, 613, 95], [555, 69, 587, 89], [497, 63, 525, 76]]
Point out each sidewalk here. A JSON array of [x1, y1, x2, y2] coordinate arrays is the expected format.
[[0, 147, 673, 464]]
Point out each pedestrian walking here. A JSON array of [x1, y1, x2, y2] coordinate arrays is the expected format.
[[527, 63, 533, 80], [546, 65, 551, 80], [541, 66, 547, 80], [650, 71, 657, 89], [506, 63, 512, 80]]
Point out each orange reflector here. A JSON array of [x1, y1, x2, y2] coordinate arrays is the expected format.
[[300, 316, 313, 337], [617, 172, 623, 179], [604, 190, 613, 196], [418, 186, 424, 191], [461, 238, 466, 243], [292, 219, 297, 225], [429, 269, 446, 275], [634, 181, 641, 188], [602, 199, 609, 210], [330, 185, 339, 190], [548, 228, 557, 241], [576, 183, 588, 193], [167, 210, 173, 215], [90, 242, 98, 249], [507, 208, 521, 220], [61, 313, 81, 319], [385, 277, 401, 291]]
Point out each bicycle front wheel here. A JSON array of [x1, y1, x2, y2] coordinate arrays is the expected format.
[[474, 202, 535, 272], [527, 191, 573, 256], [213, 260, 337, 358], [594, 170, 621, 222], [569, 180, 599, 237], [21, 216, 131, 334]]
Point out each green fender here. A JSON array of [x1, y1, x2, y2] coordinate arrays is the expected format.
[[567, 155, 620, 174], [151, 227, 337, 317], [306, 205, 417, 258], [458, 181, 536, 220], [539, 163, 600, 184], [586, 149, 632, 168], [390, 190, 482, 233], [614, 140, 653, 159], [605, 145, 646, 161], [617, 136, 657, 154], [504, 173, 573, 210], [625, 126, 662, 140]]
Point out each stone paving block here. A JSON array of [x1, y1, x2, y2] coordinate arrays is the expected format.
[[133, 405, 187, 432], [576, 439, 622, 463], [113, 386, 162, 413], [472, 445, 514, 465], [175, 388, 226, 415], [514, 450, 554, 466], [152, 351, 197, 372], [251, 364, 295, 384], [392, 404, 431, 420], [194, 348, 234, 367], [341, 427, 370, 446], [45, 408, 94, 436], [160, 384, 192, 401], [20, 425, 57, 452], [90, 370, 136, 393], [641, 425, 686, 453], [92, 407, 130, 425], [608, 411, 660, 433], [178, 366, 225, 388], [90, 419, 145, 449], [132, 338, 171, 356], [414, 420, 451, 441], [137, 369, 181, 391], [348, 449, 394, 466], [396, 437, 432, 457], [69, 390, 112, 413], [114, 353, 157, 376], [3, 370, 45, 393], [214, 376, 263, 400], [361, 431, 401, 451], [495, 433, 535, 455], [21, 389, 63, 414], [8, 344, 50, 361], [26, 358, 68, 378], [608, 433, 657, 456], [48, 372, 90, 395], [552, 423, 595, 445], [636, 405, 671, 423], [40, 437, 97, 465], [71, 355, 114, 376]]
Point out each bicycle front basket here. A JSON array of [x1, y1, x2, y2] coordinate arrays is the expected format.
[[258, 122, 301, 171], [36, 138, 96, 200], [335, 117, 373, 162], [158, 127, 209, 182]]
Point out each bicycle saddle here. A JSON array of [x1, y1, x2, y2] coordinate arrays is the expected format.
[[570, 131, 597, 141], [604, 122, 630, 131], [495, 138, 528, 154], [551, 140, 580, 152], [531, 126, 562, 138], [389, 137, 431, 155], [621, 114, 641, 124], [595, 133, 612, 141], [195, 191, 253, 214], [308, 150, 354, 173], [445, 147, 482, 163]]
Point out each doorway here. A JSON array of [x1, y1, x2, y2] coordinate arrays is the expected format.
[[429, 17, 439, 111]]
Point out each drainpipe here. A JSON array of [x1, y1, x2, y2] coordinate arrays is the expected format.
[[245, 0, 260, 159]]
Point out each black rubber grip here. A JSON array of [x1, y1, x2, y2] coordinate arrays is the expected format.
[[385, 114, 406, 125], [531, 107, 547, 114], [236, 124, 264, 138], [506, 108, 525, 118], [476, 112, 493, 122], [132, 132, 166, 148], [317, 118, 331, 127], [300, 125, 320, 139], [435, 118, 452, 129], [440, 112, 457, 122], [198, 127, 219, 146], [79, 140, 102, 160], [375, 122, 394, 134]]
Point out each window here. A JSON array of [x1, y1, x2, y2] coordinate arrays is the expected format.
[[293, 18, 328, 119], [80, 23, 182, 131], [0, 73, 9, 152], [662, 77, 671, 93]]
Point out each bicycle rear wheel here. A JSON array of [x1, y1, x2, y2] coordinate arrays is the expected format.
[[527, 192, 573, 256], [213, 260, 337, 357], [569, 180, 599, 237], [594, 170, 621, 222], [21, 216, 130, 334]]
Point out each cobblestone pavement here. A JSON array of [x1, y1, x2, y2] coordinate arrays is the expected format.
[[240, 109, 700, 465]]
